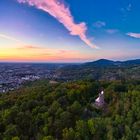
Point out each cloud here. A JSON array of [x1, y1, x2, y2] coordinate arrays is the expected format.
[[17, 45, 41, 50], [121, 3, 132, 12], [93, 21, 106, 28], [121, 3, 132, 20], [17, 0, 97, 49], [16, 45, 80, 57], [106, 29, 119, 34], [0, 34, 22, 43], [126, 3, 132, 11], [127, 32, 140, 39]]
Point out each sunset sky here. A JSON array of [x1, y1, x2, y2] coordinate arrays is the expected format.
[[0, 0, 140, 62]]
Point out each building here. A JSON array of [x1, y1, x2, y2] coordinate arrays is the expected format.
[[95, 91, 105, 107]]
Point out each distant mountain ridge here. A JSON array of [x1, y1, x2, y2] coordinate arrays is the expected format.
[[57, 58, 140, 81], [84, 59, 140, 67]]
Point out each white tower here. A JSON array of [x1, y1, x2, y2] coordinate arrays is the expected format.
[[95, 90, 105, 107]]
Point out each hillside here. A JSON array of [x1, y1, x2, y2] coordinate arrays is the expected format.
[[0, 80, 140, 140], [56, 59, 140, 81], [84, 59, 140, 67]]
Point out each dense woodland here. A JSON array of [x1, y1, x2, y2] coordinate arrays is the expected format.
[[57, 62, 140, 81], [0, 80, 140, 140]]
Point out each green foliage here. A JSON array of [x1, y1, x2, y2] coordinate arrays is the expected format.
[[42, 136, 54, 140], [62, 128, 75, 140], [12, 136, 20, 140], [0, 80, 139, 140]]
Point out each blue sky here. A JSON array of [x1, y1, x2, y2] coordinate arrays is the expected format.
[[0, 0, 140, 62]]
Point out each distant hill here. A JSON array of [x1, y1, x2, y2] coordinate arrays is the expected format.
[[84, 59, 115, 67], [84, 59, 140, 67], [57, 59, 140, 81], [122, 59, 140, 65]]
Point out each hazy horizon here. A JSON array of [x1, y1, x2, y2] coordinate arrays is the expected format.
[[0, 58, 140, 64]]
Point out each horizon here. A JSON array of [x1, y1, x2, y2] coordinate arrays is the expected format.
[[0, 58, 139, 64], [0, 0, 140, 62]]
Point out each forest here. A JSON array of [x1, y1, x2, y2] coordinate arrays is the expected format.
[[0, 80, 140, 140]]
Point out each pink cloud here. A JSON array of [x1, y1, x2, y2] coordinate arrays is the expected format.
[[17, 45, 42, 50], [17, 0, 97, 48], [127, 32, 140, 39]]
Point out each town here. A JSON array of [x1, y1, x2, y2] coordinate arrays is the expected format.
[[0, 63, 63, 93]]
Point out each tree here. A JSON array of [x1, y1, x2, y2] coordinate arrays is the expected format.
[[62, 128, 75, 140], [87, 119, 96, 135], [75, 120, 90, 139], [43, 125, 49, 136], [4, 124, 18, 138], [12, 136, 20, 140], [42, 136, 54, 140]]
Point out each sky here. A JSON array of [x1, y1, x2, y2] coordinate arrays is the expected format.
[[0, 0, 140, 62]]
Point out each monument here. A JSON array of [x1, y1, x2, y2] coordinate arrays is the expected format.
[[95, 90, 105, 107]]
